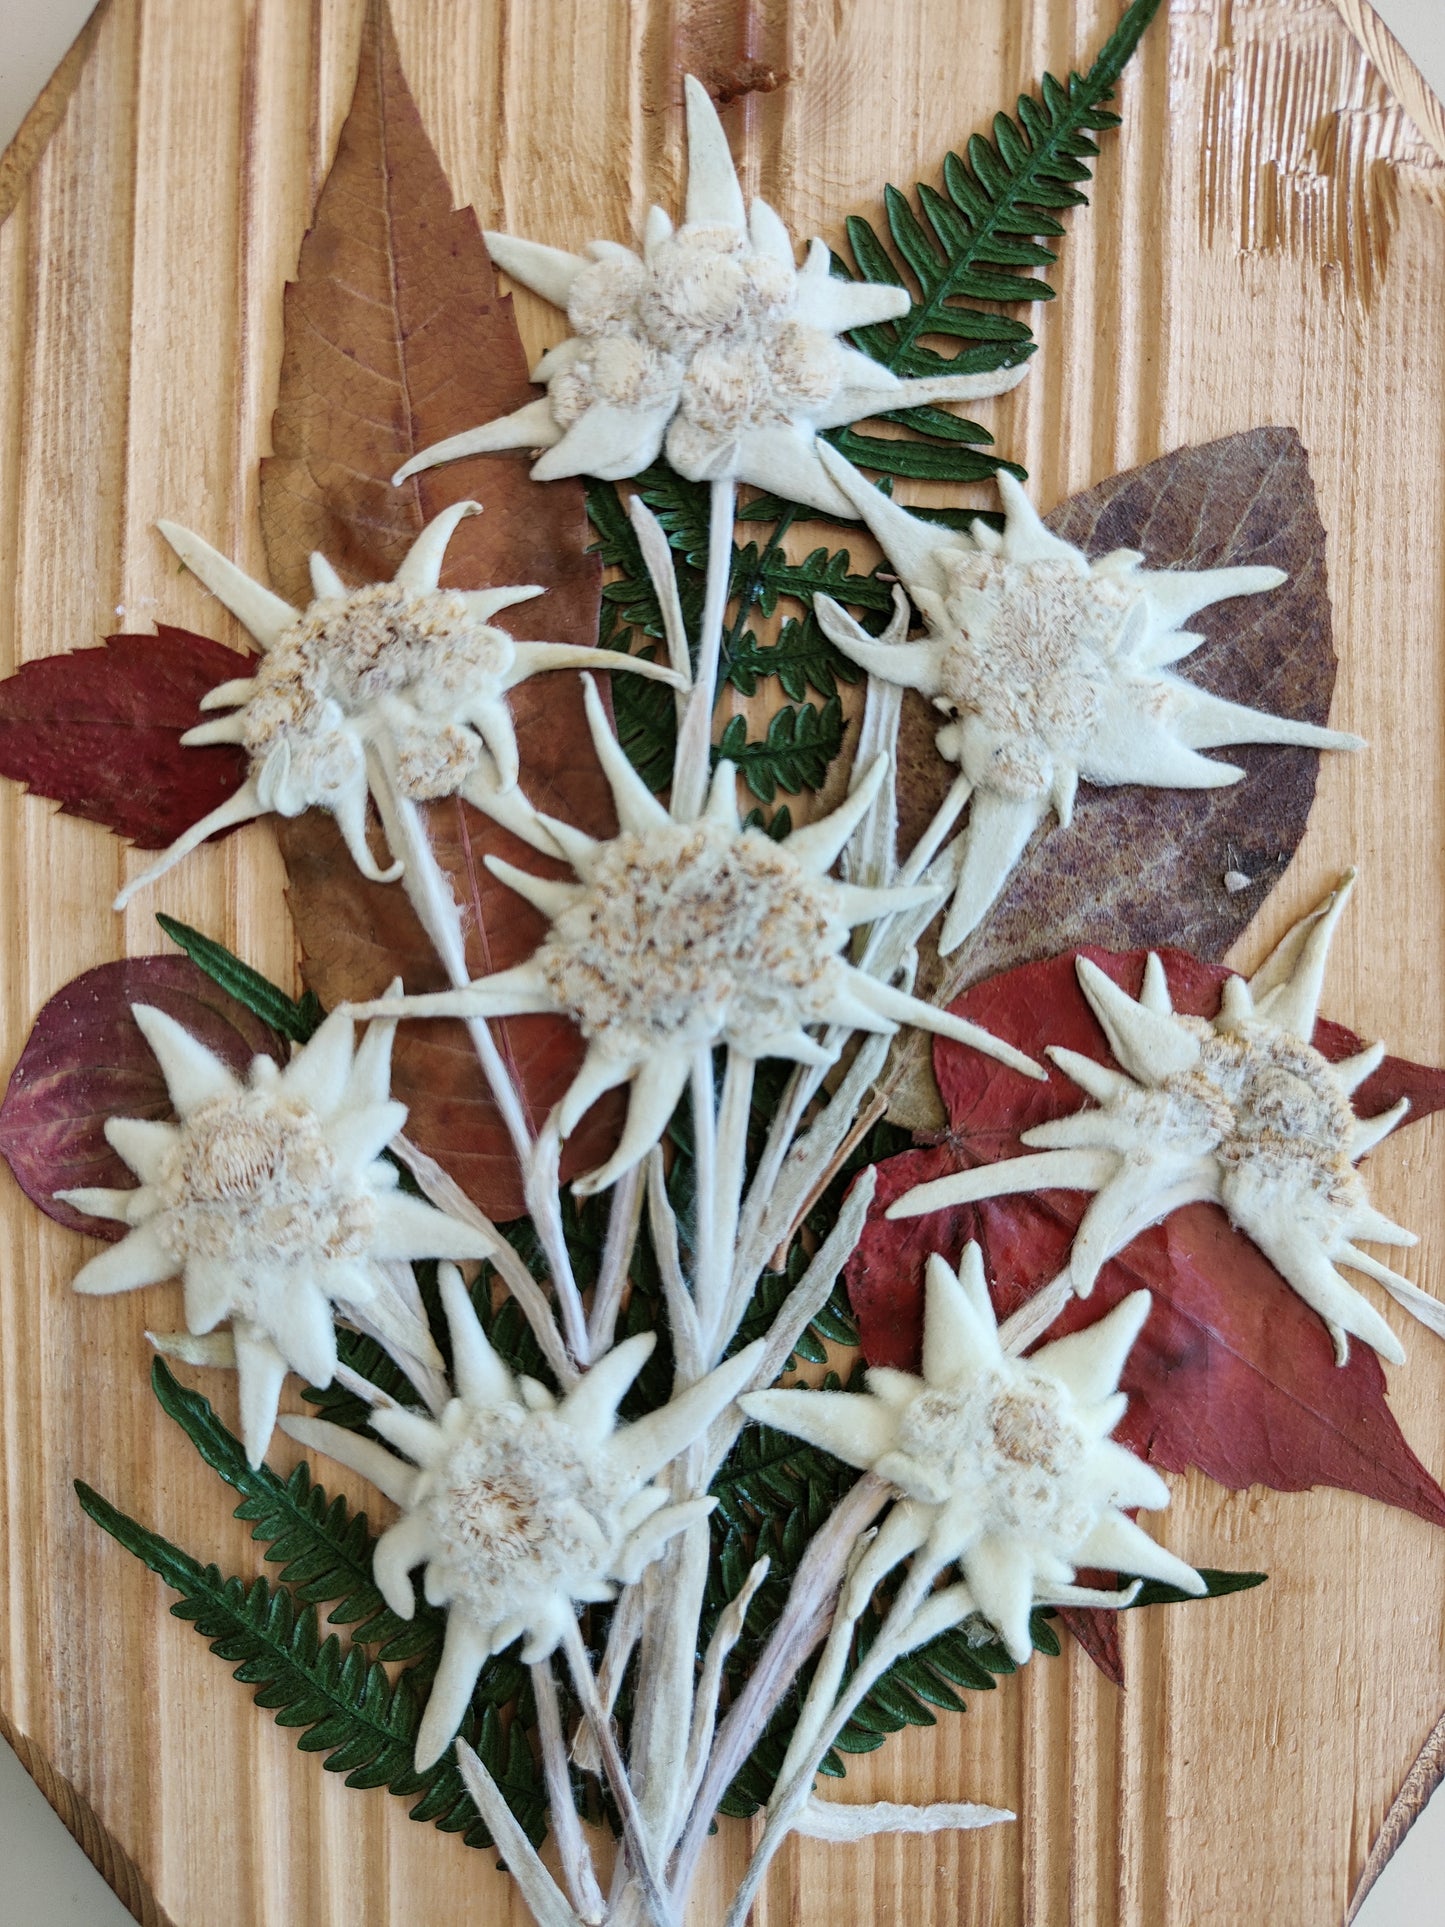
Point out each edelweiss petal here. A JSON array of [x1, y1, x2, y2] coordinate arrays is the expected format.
[[348, 676, 1043, 1194], [392, 78, 1026, 514], [890, 875, 1429, 1367], [813, 449, 1362, 950], [283, 1266, 764, 1768], [742, 1247, 1202, 1662], [115, 501, 680, 907], [58, 1007, 487, 1465]]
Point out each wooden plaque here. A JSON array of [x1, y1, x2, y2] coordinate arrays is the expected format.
[[1, 2, 1443, 1922]]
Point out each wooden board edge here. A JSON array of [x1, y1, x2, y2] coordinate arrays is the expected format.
[[1329, 0, 1445, 164], [0, 0, 114, 229], [1322, 13, 1445, 1915], [0, 1703, 170, 1927], [1346, 1706, 1445, 1924]]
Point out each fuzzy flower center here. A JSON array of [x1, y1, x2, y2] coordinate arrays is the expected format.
[[1104, 1017, 1363, 1233], [422, 1406, 624, 1608], [241, 584, 514, 802], [156, 1089, 377, 1270], [893, 1366, 1097, 1544], [1196, 1023, 1360, 1217], [539, 822, 849, 1055], [931, 553, 1140, 796], [549, 228, 846, 460]]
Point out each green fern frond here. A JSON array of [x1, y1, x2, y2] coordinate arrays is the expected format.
[[832, 0, 1164, 488], [74, 1480, 546, 1846], [714, 699, 847, 803], [150, 1358, 439, 1661], [725, 613, 861, 704]]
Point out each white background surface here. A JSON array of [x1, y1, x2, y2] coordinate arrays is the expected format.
[[0, 2, 1443, 1922]]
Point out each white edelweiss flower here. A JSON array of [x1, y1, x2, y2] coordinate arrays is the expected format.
[[890, 875, 1431, 1367], [57, 1005, 495, 1466], [115, 499, 680, 908], [283, 1266, 765, 1768], [811, 446, 1362, 951], [390, 77, 1027, 517], [742, 1246, 1203, 1663], [348, 674, 1044, 1197]]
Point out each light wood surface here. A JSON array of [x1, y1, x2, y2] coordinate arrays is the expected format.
[[2, 2, 1444, 1922]]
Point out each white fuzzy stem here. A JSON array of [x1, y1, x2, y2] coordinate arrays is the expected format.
[[728, 1775, 1005, 1927], [588, 1162, 644, 1355], [525, 1123, 593, 1367], [770, 1534, 885, 1794], [735, 1030, 893, 1290], [573, 1581, 645, 1778], [737, 1168, 875, 1406], [626, 496, 693, 695], [842, 686, 902, 889], [669, 477, 735, 822], [735, 763, 970, 1266], [668, 1475, 891, 1907], [454, 1738, 583, 1927], [697, 1050, 754, 1359], [893, 770, 974, 890], [680, 1557, 770, 1818], [560, 1619, 674, 1927], [792, 1795, 1013, 1841], [369, 762, 589, 1369], [724, 1554, 954, 1927], [532, 1659, 606, 1925], [701, 1168, 878, 1497], [688, 1050, 719, 1345], [646, 1151, 704, 1376], [999, 1272, 1073, 1355], [391, 1134, 577, 1387], [632, 1497, 713, 1855]]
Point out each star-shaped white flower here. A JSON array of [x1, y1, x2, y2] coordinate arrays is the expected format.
[[812, 448, 1361, 950], [890, 876, 1429, 1366], [349, 674, 1043, 1196], [115, 499, 679, 908], [742, 1247, 1202, 1662], [284, 1266, 764, 1768], [59, 1005, 494, 1464], [390, 78, 1027, 517]]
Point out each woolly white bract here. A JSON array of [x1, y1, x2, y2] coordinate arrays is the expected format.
[[743, 1246, 1202, 1662], [349, 673, 1044, 1196], [813, 447, 1361, 950], [114, 499, 678, 907], [390, 78, 1026, 515], [285, 1268, 764, 1768], [59, 1006, 491, 1465], [891, 876, 1433, 1366]]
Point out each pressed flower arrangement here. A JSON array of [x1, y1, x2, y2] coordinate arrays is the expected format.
[[1, 2, 1444, 1924]]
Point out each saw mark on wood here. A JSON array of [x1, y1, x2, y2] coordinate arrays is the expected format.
[[1194, 0, 1443, 306]]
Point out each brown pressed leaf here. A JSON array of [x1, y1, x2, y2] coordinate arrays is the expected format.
[[0, 628, 251, 849], [0, 957, 285, 1239], [260, 5, 618, 1219], [886, 427, 1342, 1120]]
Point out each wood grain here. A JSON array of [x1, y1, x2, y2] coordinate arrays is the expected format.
[[1, 2, 1444, 1923]]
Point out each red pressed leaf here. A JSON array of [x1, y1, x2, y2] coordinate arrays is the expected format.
[[0, 628, 251, 849], [0, 957, 286, 1239], [1055, 1607, 1123, 1686], [258, 9, 618, 1219], [849, 947, 1445, 1535]]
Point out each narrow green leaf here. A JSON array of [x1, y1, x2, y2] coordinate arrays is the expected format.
[[155, 915, 322, 1043]]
